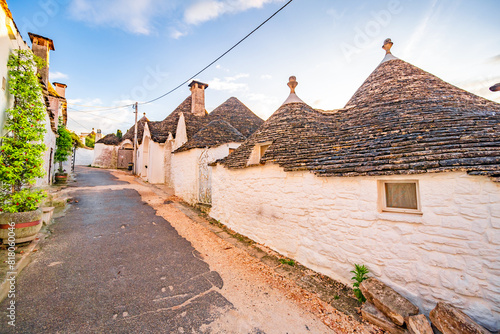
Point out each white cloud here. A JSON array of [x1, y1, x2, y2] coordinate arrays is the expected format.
[[50, 71, 69, 80], [170, 28, 187, 39], [261, 74, 272, 80], [68, 0, 281, 36], [68, 0, 178, 35], [208, 73, 250, 92], [184, 0, 283, 25]]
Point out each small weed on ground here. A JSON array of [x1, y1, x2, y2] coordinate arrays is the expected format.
[[351, 264, 369, 303], [279, 258, 296, 266]]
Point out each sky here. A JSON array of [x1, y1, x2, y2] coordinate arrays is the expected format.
[[8, 0, 500, 135]]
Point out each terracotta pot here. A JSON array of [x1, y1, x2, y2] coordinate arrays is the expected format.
[[0, 208, 43, 244], [55, 172, 68, 184]]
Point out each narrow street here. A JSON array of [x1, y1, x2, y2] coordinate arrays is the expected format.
[[0, 167, 346, 333]]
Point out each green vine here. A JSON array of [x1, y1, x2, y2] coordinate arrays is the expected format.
[[0, 49, 47, 213]]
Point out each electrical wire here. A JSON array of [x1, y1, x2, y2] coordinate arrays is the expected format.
[[68, 107, 130, 123], [67, 115, 89, 129], [67, 103, 132, 109], [66, 0, 293, 112], [66, 103, 134, 112], [140, 0, 293, 106]]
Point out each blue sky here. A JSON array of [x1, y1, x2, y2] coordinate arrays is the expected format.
[[9, 0, 500, 135]]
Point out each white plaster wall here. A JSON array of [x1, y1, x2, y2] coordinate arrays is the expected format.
[[75, 147, 94, 166], [210, 164, 500, 332], [147, 141, 166, 184], [172, 143, 240, 205], [136, 143, 143, 176], [37, 119, 56, 186]]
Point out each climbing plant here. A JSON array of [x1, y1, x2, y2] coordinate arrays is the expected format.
[[0, 49, 47, 213], [54, 118, 73, 173]]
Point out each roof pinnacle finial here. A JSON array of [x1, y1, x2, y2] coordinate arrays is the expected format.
[[382, 38, 393, 54], [288, 76, 298, 94], [490, 83, 500, 92]]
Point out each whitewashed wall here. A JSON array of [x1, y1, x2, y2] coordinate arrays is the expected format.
[[75, 147, 94, 166], [92, 143, 117, 168], [147, 141, 166, 184], [210, 163, 500, 332], [172, 143, 241, 205], [37, 119, 56, 186]]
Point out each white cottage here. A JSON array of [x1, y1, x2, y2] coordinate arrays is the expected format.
[[136, 82, 264, 195], [210, 40, 500, 331]]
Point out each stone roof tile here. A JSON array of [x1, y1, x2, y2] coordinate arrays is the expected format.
[[97, 133, 121, 146], [222, 58, 500, 181], [176, 119, 246, 152]]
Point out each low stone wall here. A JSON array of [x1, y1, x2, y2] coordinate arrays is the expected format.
[[92, 143, 117, 169], [210, 163, 500, 332]]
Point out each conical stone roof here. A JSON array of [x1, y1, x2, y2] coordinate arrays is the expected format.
[[208, 97, 264, 138], [96, 133, 121, 146], [121, 115, 149, 145], [223, 46, 500, 181], [176, 119, 246, 152]]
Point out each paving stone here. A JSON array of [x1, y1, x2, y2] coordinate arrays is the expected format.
[[361, 302, 408, 334], [429, 302, 490, 334], [359, 277, 419, 326], [407, 314, 433, 334]]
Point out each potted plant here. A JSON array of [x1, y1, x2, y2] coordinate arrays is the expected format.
[[0, 50, 47, 244], [54, 119, 73, 184]]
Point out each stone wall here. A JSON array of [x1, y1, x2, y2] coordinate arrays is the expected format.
[[210, 163, 500, 332], [92, 143, 117, 169]]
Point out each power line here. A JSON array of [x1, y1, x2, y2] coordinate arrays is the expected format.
[[67, 103, 130, 109], [66, 0, 294, 112], [66, 103, 133, 112], [67, 115, 89, 129], [140, 0, 293, 106], [68, 107, 130, 123]]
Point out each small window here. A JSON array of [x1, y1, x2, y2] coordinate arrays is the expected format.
[[229, 148, 235, 154], [379, 180, 421, 214], [260, 144, 270, 158], [247, 141, 272, 166]]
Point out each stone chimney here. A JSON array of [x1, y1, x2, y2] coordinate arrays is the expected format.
[[53, 82, 67, 98], [188, 80, 208, 117], [28, 33, 55, 87], [96, 129, 102, 141]]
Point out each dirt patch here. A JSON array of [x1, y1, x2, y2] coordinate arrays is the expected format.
[[111, 170, 383, 334]]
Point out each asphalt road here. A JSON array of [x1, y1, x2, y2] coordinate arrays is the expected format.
[[0, 167, 233, 333]]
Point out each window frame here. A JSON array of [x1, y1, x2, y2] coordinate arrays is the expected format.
[[247, 141, 272, 166], [378, 180, 422, 215]]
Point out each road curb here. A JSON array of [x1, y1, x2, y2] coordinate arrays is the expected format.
[[0, 233, 46, 303]]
